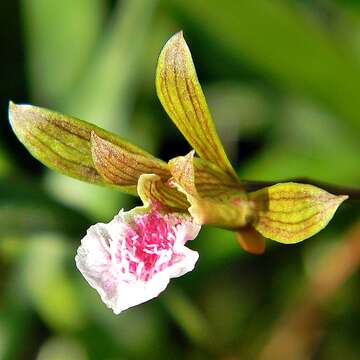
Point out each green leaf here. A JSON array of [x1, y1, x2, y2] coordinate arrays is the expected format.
[[22, 0, 105, 103], [162, 288, 212, 347], [156, 32, 238, 179], [64, 0, 158, 133], [90, 132, 169, 191], [21, 234, 86, 332], [240, 98, 360, 187], [249, 182, 348, 244], [0, 290, 32, 360], [36, 337, 87, 360], [0, 178, 90, 237], [169, 151, 252, 228], [9, 103, 162, 195]]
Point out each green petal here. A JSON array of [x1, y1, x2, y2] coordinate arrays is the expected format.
[[91, 132, 169, 192], [169, 151, 253, 229], [137, 173, 189, 210], [156, 32, 237, 180], [249, 182, 348, 244]]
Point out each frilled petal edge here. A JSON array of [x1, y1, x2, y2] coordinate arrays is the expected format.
[[75, 206, 200, 314]]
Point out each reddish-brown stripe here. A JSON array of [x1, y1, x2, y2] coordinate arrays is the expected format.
[[165, 42, 210, 158], [27, 131, 99, 180]]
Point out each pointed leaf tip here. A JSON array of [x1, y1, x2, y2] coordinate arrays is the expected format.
[[249, 182, 348, 244], [156, 32, 237, 180]]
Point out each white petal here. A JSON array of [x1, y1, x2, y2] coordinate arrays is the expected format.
[[111, 249, 199, 314], [75, 208, 201, 314], [75, 224, 118, 306]]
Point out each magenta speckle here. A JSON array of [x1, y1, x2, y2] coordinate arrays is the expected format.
[[118, 210, 179, 281]]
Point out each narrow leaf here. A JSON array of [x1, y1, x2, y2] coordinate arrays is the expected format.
[[235, 227, 265, 255], [137, 173, 189, 210], [91, 132, 169, 191], [156, 32, 237, 180], [22, 0, 105, 103], [169, 152, 253, 228], [0, 178, 90, 237], [249, 182, 348, 244], [64, 0, 158, 132]]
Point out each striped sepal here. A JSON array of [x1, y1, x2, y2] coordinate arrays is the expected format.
[[193, 157, 244, 201], [137, 174, 189, 210], [169, 151, 253, 229], [9, 102, 168, 196], [9, 102, 103, 185], [156, 32, 237, 180], [249, 182, 348, 244], [91, 132, 169, 192]]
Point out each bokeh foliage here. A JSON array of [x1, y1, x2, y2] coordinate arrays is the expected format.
[[0, 0, 359, 358]]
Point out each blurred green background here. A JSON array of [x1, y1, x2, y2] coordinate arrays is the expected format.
[[1, 0, 360, 359]]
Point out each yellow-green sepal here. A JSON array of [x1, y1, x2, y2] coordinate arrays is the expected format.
[[90, 132, 169, 193], [8, 102, 167, 196], [169, 151, 253, 229], [156, 32, 237, 180], [249, 182, 348, 244], [137, 173, 189, 210]]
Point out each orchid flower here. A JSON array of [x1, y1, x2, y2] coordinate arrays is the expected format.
[[8, 32, 347, 314]]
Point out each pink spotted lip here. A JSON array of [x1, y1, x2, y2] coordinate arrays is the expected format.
[[75, 207, 200, 314]]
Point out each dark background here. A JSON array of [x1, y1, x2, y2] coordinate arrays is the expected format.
[[0, 0, 360, 359]]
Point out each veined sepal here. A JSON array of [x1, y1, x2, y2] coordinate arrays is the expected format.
[[156, 32, 237, 180], [168, 151, 254, 229], [90, 132, 169, 192], [249, 182, 348, 244], [8, 102, 168, 195], [137, 173, 189, 211]]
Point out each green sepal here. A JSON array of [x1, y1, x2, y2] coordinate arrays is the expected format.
[[8, 102, 165, 195], [137, 173, 189, 210], [90, 132, 169, 192], [249, 182, 348, 244], [169, 151, 253, 229], [156, 32, 237, 180]]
